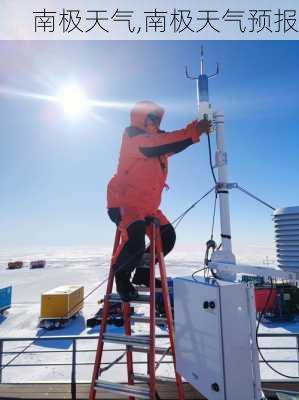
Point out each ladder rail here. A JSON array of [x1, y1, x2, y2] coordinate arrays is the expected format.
[[156, 228, 185, 400], [89, 229, 120, 400], [89, 221, 185, 400], [148, 222, 157, 400], [123, 302, 134, 400]]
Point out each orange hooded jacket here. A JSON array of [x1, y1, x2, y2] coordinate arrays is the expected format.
[[107, 101, 200, 214]]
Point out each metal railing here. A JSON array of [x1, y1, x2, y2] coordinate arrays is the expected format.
[[1, 333, 299, 399], [258, 333, 299, 376], [0, 334, 170, 400]]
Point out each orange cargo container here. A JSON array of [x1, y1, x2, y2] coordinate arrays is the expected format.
[[7, 261, 23, 270], [40, 285, 84, 320]]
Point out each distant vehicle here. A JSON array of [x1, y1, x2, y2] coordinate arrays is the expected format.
[[7, 261, 23, 270], [0, 286, 12, 314], [30, 260, 46, 269], [39, 285, 84, 329]]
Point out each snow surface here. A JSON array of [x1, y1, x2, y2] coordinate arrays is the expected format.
[[0, 246, 298, 384]]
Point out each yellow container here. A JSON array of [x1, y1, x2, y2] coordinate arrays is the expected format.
[[40, 285, 84, 320]]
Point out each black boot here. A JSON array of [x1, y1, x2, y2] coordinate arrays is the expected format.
[[132, 266, 162, 288], [115, 270, 139, 302], [132, 252, 162, 288]]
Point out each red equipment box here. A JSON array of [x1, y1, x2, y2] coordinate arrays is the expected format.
[[255, 288, 277, 312]]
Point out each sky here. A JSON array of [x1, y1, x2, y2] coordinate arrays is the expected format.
[[0, 40, 298, 257]]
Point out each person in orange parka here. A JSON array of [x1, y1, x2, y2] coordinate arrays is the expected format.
[[107, 100, 211, 302]]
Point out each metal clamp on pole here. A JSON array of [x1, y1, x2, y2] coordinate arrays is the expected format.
[[216, 182, 238, 192]]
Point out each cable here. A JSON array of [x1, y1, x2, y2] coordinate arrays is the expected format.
[[155, 346, 171, 371], [100, 351, 126, 374], [192, 266, 209, 282], [172, 186, 215, 229], [237, 185, 276, 211], [207, 133, 217, 185], [204, 240, 217, 267], [256, 278, 299, 379], [202, 191, 218, 271], [210, 192, 218, 240]]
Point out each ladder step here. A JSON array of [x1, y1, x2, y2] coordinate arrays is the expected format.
[[133, 373, 176, 383], [131, 315, 167, 325], [109, 293, 151, 304], [95, 380, 150, 399], [135, 286, 163, 293], [131, 346, 172, 355], [103, 333, 150, 347]]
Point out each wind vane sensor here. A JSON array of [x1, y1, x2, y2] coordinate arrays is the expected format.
[[185, 46, 219, 123]]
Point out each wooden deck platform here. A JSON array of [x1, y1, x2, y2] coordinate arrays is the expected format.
[[0, 381, 298, 400], [0, 382, 205, 400]]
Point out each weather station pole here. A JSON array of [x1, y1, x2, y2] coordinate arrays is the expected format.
[[186, 47, 236, 267], [213, 111, 236, 264]]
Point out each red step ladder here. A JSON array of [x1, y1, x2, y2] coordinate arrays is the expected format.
[[89, 219, 185, 400]]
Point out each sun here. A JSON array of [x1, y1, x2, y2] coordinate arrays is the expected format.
[[57, 84, 89, 119]]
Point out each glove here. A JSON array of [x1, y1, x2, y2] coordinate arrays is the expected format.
[[197, 119, 212, 134], [185, 119, 212, 143]]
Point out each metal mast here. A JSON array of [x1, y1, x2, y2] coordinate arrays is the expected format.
[[186, 47, 236, 265]]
